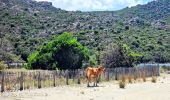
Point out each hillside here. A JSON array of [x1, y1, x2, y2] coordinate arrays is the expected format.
[[117, 0, 170, 20], [0, 0, 170, 63]]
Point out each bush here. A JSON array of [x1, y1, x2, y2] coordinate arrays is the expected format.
[[89, 55, 97, 66], [0, 61, 7, 70], [27, 32, 89, 70], [100, 43, 142, 68], [161, 66, 170, 71]]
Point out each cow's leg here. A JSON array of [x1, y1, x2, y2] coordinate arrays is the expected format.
[[87, 77, 91, 87], [94, 77, 97, 87], [87, 82, 90, 87], [95, 77, 98, 87], [96, 78, 98, 87], [93, 80, 95, 87], [87, 78, 90, 87]]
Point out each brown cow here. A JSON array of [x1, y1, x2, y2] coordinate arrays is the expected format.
[[85, 65, 105, 87]]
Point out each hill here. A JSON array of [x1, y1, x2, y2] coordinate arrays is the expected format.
[[0, 0, 170, 63]]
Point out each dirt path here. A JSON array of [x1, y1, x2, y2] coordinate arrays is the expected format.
[[1, 74, 170, 100]]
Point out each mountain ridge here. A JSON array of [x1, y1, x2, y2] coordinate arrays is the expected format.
[[0, 0, 169, 63]]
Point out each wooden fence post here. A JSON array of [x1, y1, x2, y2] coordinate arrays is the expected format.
[[115, 68, 118, 80], [77, 70, 81, 84], [158, 66, 160, 76], [20, 72, 24, 91], [1, 71, 5, 92], [66, 70, 69, 85], [107, 69, 110, 81], [53, 71, 56, 87], [38, 71, 41, 89]]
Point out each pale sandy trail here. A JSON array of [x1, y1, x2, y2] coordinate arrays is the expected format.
[[1, 74, 170, 100]]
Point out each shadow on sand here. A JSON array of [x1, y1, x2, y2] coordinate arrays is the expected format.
[[87, 85, 105, 88]]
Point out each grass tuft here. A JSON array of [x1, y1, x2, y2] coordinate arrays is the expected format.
[[142, 73, 146, 82], [119, 81, 126, 89], [119, 76, 126, 89], [151, 76, 157, 83], [128, 75, 133, 83]]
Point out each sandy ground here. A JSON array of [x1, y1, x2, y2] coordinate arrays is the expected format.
[[1, 73, 170, 100]]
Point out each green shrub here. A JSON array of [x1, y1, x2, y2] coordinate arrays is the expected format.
[[27, 32, 89, 70], [100, 43, 142, 68], [0, 61, 7, 70], [89, 55, 97, 66]]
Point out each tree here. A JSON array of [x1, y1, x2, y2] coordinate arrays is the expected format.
[[154, 51, 170, 63], [27, 32, 89, 70], [100, 43, 142, 68]]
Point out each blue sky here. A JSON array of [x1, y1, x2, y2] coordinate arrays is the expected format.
[[36, 0, 154, 11]]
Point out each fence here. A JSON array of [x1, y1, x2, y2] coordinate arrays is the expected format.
[[0, 66, 159, 92]]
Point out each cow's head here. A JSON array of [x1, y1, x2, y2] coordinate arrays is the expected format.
[[98, 65, 105, 74]]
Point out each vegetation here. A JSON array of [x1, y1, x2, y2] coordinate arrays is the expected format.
[[100, 43, 142, 68], [27, 32, 89, 70], [142, 73, 147, 82], [119, 81, 126, 89], [161, 66, 170, 71], [128, 75, 133, 83], [151, 76, 157, 83], [0, 61, 7, 70], [116, 0, 170, 24], [0, 0, 169, 68], [119, 76, 126, 89]]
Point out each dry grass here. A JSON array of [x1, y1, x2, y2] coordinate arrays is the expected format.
[[128, 75, 133, 83], [121, 76, 126, 82], [151, 76, 157, 83], [119, 81, 126, 89], [160, 68, 165, 73], [142, 73, 146, 82], [4, 68, 28, 72], [142, 76, 146, 82], [119, 76, 126, 89], [134, 75, 138, 81], [5, 85, 11, 91]]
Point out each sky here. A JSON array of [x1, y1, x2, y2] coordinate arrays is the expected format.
[[35, 0, 154, 11]]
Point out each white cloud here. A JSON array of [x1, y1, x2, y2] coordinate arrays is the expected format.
[[35, 0, 153, 11]]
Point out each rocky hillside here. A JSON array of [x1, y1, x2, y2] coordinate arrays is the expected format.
[[0, 0, 170, 63], [116, 0, 170, 28]]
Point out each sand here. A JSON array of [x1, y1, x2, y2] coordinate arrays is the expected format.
[[1, 73, 170, 100]]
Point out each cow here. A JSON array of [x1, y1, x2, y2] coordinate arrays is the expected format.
[[85, 65, 105, 87]]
